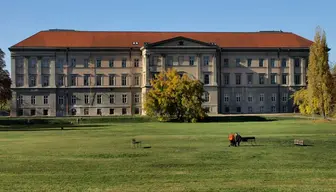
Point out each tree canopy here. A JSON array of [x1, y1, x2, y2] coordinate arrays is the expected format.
[[144, 68, 207, 122], [0, 49, 12, 109]]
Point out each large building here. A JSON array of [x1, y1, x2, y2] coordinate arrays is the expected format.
[[9, 29, 313, 117]]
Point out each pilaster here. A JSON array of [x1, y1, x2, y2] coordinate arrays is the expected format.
[[196, 54, 201, 80], [49, 92, 56, 116], [24, 57, 29, 87], [37, 57, 42, 88], [212, 54, 217, 86], [10, 91, 17, 117], [289, 58, 294, 86], [11, 56, 16, 88], [161, 54, 166, 72], [266, 59, 271, 84], [50, 57, 56, 88]]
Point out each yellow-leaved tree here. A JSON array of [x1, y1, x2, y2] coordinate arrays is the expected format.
[[144, 68, 207, 122]]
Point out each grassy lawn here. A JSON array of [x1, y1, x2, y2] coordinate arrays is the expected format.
[[0, 118, 336, 192]]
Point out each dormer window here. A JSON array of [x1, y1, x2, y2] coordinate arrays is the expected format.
[[178, 41, 184, 46]]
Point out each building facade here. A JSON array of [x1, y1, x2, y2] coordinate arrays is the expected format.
[[9, 30, 312, 117]]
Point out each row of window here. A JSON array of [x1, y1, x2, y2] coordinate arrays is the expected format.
[[16, 57, 141, 68], [223, 93, 288, 103], [17, 94, 141, 105], [152, 55, 212, 66], [224, 58, 302, 68], [16, 74, 141, 87], [223, 105, 288, 113], [222, 73, 302, 85]]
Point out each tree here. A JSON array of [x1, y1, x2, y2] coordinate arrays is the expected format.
[[0, 49, 12, 109], [306, 27, 334, 118], [144, 68, 207, 122]]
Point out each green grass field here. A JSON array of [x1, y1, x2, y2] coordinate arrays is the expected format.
[[0, 118, 336, 192]]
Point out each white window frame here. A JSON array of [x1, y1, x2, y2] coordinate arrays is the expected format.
[[134, 94, 140, 103], [236, 93, 241, 103], [260, 93, 264, 102], [97, 95, 102, 104], [110, 94, 115, 104], [122, 94, 127, 104], [43, 95, 48, 104], [271, 93, 277, 102]]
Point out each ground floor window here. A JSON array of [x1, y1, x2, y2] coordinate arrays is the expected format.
[[18, 109, 23, 116], [97, 109, 102, 115], [122, 108, 127, 115], [282, 105, 288, 112], [30, 109, 36, 116], [236, 107, 241, 113], [110, 108, 114, 115], [225, 107, 230, 113], [204, 107, 210, 113], [134, 108, 140, 115], [43, 109, 48, 116], [271, 106, 276, 113], [248, 106, 253, 113], [260, 106, 264, 113], [71, 109, 77, 116], [84, 108, 89, 115]]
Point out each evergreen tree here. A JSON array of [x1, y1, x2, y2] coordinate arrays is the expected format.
[[0, 49, 12, 109]]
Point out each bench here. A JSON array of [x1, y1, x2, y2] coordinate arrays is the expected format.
[[294, 139, 304, 146], [241, 136, 256, 145]]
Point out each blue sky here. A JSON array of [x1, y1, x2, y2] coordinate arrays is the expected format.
[[1, 0, 335, 74]]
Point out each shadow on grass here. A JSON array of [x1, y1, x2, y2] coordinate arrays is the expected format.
[[0, 124, 108, 132]]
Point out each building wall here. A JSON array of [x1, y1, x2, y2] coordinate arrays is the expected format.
[[10, 46, 309, 117]]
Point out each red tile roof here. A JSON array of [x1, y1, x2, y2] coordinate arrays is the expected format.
[[10, 30, 313, 49]]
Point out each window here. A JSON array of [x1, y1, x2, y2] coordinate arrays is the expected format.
[[84, 108, 89, 115], [236, 93, 241, 103], [134, 76, 140, 86], [122, 58, 127, 68], [259, 58, 264, 67], [260, 106, 264, 113], [58, 75, 64, 86], [109, 59, 114, 68], [109, 75, 115, 86], [223, 74, 230, 85], [42, 58, 49, 68], [57, 58, 64, 68], [109, 108, 114, 115], [281, 58, 287, 67], [247, 59, 252, 67], [270, 58, 276, 68], [31, 96, 35, 104], [223, 59, 229, 67], [236, 107, 241, 113], [203, 92, 209, 102], [58, 96, 64, 105], [203, 56, 209, 66], [122, 108, 127, 115], [259, 93, 264, 102], [29, 58, 37, 68], [271, 106, 276, 113], [18, 95, 23, 105], [16, 75, 23, 87], [248, 106, 253, 113], [235, 74, 241, 85], [248, 95, 253, 103], [282, 74, 288, 84], [96, 59, 101, 68], [189, 56, 195, 66], [282, 105, 288, 112], [204, 74, 210, 85], [259, 74, 265, 84], [43, 109, 48, 116], [178, 56, 184, 65], [97, 109, 102, 115], [84, 95, 89, 104], [224, 94, 229, 103], [235, 58, 241, 67], [84, 59, 89, 68], [294, 74, 301, 85], [122, 94, 127, 104], [16, 57, 24, 68], [84, 74, 90, 86], [271, 93, 276, 102], [29, 75, 36, 87], [96, 74, 103, 86], [294, 58, 301, 67], [134, 108, 140, 115], [166, 56, 173, 66], [71, 58, 76, 67], [71, 95, 76, 105], [225, 106, 230, 113], [134, 58, 139, 67], [18, 109, 23, 116], [282, 93, 288, 102], [31, 109, 36, 116], [43, 95, 48, 104], [134, 94, 140, 103], [271, 73, 277, 84], [97, 95, 102, 104], [121, 74, 127, 86], [42, 75, 49, 87], [71, 108, 77, 116], [247, 74, 253, 84], [70, 75, 77, 86], [109, 94, 115, 104]]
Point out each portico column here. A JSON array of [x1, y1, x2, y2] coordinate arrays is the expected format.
[[50, 57, 56, 88], [24, 57, 29, 87], [196, 53, 201, 80], [289, 58, 294, 86], [212, 54, 217, 86], [37, 57, 42, 88], [301, 58, 306, 86], [161, 54, 166, 72]]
